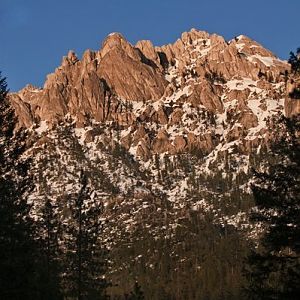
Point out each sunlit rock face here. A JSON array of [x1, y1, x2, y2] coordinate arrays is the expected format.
[[10, 28, 296, 159]]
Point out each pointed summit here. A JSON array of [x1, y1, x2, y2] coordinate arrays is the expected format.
[[100, 32, 132, 58], [102, 32, 126, 47]]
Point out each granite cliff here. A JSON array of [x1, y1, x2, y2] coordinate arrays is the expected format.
[[10, 29, 300, 161]]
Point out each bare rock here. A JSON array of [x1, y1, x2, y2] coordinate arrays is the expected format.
[[173, 135, 187, 151], [152, 129, 170, 153], [9, 93, 36, 128], [134, 126, 147, 143], [188, 81, 224, 113], [135, 40, 161, 69], [169, 108, 184, 125]]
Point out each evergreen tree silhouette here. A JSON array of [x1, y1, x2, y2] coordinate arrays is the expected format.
[[0, 73, 41, 299], [38, 197, 63, 300], [245, 115, 300, 299], [125, 282, 144, 300], [63, 170, 109, 299], [288, 47, 300, 74]]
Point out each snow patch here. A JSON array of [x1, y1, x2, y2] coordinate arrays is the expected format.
[[226, 78, 261, 92], [236, 43, 245, 52], [248, 54, 275, 67], [35, 121, 48, 135]]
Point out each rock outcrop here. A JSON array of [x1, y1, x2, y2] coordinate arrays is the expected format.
[[10, 28, 295, 160]]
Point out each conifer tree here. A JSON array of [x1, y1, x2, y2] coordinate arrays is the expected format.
[[38, 196, 63, 300], [126, 282, 144, 300], [63, 171, 109, 299], [288, 47, 300, 74], [0, 72, 41, 299], [245, 115, 300, 299]]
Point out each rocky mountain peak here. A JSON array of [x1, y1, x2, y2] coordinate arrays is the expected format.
[[9, 29, 299, 162], [102, 32, 126, 46], [100, 32, 135, 58]]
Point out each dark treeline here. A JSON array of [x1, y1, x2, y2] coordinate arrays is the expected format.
[[244, 115, 300, 299]]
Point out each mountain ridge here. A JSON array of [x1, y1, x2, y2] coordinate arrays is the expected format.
[[9, 28, 298, 164], [6, 28, 300, 298]]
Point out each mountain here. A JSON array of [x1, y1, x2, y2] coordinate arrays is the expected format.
[[7, 29, 300, 299]]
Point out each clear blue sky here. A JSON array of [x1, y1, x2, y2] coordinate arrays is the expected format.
[[1, 0, 299, 91]]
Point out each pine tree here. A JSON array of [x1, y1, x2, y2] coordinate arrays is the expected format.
[[38, 196, 63, 300], [245, 115, 300, 299], [288, 47, 300, 74], [126, 282, 144, 300], [62, 171, 109, 299], [0, 72, 42, 299]]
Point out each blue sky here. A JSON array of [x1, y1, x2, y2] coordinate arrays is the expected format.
[[1, 0, 299, 91]]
